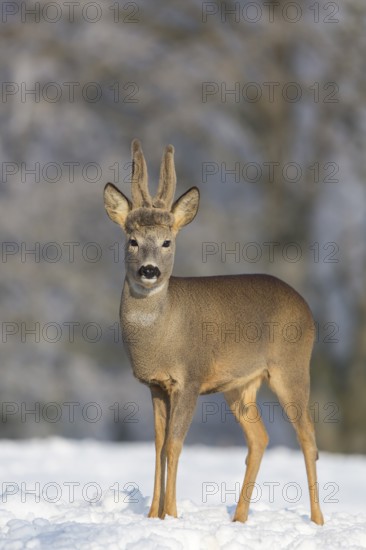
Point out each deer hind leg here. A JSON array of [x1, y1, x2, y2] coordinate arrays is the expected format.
[[224, 377, 269, 523], [267, 364, 324, 525], [148, 384, 169, 518]]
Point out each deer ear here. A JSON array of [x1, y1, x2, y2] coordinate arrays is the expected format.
[[171, 187, 200, 230], [104, 183, 132, 229]]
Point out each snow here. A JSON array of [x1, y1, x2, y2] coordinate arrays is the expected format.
[[0, 438, 365, 549]]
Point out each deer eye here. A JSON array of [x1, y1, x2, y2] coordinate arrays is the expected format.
[[162, 240, 171, 248], [129, 239, 138, 247]]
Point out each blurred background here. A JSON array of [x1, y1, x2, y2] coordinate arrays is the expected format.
[[0, 0, 365, 453]]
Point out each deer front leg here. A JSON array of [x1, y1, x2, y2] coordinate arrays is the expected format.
[[148, 385, 169, 519], [162, 386, 199, 518]]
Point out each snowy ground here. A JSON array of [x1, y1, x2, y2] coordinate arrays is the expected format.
[[0, 439, 365, 549]]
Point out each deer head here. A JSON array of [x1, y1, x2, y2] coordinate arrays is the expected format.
[[104, 139, 200, 295]]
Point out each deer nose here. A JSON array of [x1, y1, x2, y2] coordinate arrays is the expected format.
[[138, 265, 161, 279]]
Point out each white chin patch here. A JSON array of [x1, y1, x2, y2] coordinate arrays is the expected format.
[[129, 277, 166, 296], [140, 276, 158, 285], [128, 277, 166, 297]]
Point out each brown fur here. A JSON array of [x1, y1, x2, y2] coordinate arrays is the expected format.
[[125, 208, 174, 232]]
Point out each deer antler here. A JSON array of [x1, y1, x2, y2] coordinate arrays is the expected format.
[[131, 139, 152, 208], [153, 145, 176, 209]]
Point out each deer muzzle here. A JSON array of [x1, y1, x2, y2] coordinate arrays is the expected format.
[[138, 265, 161, 280]]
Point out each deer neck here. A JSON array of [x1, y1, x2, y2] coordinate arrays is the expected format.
[[121, 276, 170, 330]]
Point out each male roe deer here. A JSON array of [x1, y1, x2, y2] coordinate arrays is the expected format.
[[103, 139, 324, 525]]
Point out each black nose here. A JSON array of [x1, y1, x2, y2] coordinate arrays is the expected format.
[[138, 265, 161, 279]]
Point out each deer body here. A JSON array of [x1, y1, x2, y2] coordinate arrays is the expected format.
[[104, 140, 324, 525], [122, 274, 314, 395]]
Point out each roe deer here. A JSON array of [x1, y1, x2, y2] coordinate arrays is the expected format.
[[103, 139, 324, 525]]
